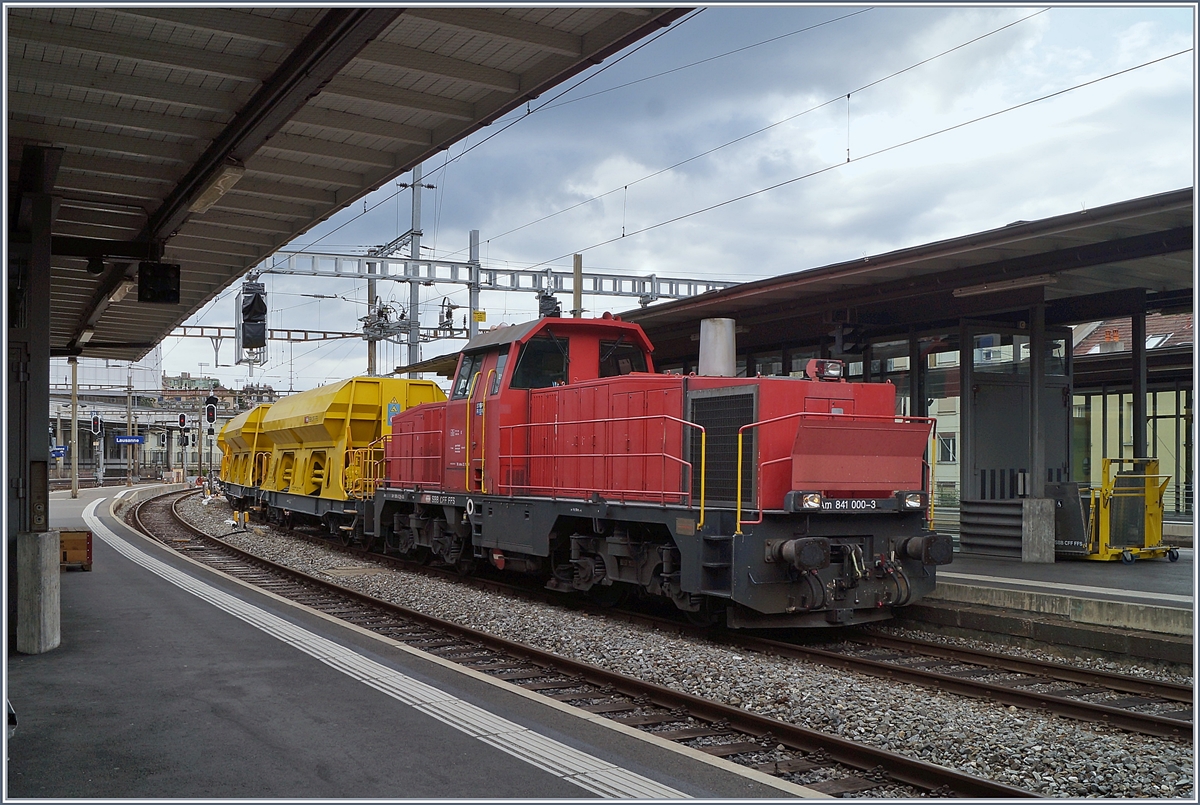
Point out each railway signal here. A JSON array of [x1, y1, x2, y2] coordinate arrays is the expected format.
[[178, 413, 187, 429], [204, 395, 218, 425], [239, 282, 268, 350], [90, 414, 101, 434]]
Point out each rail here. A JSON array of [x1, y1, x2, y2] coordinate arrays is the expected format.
[[499, 414, 706, 527], [735, 410, 936, 534]]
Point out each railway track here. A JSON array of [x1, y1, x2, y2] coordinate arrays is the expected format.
[[133, 489, 1034, 798], [752, 632, 1193, 741], [179, 489, 1195, 744], [233, 502, 1194, 743]]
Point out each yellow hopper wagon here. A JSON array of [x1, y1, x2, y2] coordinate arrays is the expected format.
[[220, 376, 445, 537], [218, 404, 273, 488]]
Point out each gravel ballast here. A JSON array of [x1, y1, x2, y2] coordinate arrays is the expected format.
[[175, 493, 1194, 799]]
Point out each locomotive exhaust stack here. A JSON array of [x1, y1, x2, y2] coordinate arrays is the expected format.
[[698, 318, 736, 377]]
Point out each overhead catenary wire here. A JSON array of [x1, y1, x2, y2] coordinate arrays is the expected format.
[[452, 7, 1053, 255], [536, 7, 874, 113], [529, 46, 1192, 270]]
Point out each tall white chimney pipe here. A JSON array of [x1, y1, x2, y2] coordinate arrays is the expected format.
[[698, 318, 736, 377]]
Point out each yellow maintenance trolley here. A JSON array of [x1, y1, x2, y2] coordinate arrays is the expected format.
[[1052, 458, 1179, 564]]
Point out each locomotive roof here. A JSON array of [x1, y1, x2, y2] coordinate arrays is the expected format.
[[462, 316, 654, 355]]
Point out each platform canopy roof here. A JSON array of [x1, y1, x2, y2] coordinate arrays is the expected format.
[[7, 6, 688, 361], [622, 187, 1194, 364]]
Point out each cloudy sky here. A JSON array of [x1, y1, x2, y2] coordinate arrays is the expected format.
[[159, 3, 1196, 392]]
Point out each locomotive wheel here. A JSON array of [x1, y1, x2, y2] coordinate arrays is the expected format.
[[588, 582, 629, 608], [359, 529, 377, 552], [455, 557, 477, 577]]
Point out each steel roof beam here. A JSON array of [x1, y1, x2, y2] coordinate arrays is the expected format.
[[58, 154, 182, 184], [244, 155, 364, 188], [52, 174, 170, 203], [7, 95, 226, 141], [322, 76, 475, 121], [8, 122, 198, 163], [199, 193, 314, 220], [171, 225, 276, 250], [188, 210, 296, 235], [7, 15, 269, 83], [113, 8, 311, 48], [355, 41, 520, 93], [404, 9, 583, 57], [230, 177, 335, 206], [259, 132, 397, 168], [6, 235, 161, 260], [142, 8, 403, 244], [7, 59, 244, 114], [288, 106, 432, 146]]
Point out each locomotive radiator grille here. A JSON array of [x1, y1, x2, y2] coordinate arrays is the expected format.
[[689, 391, 756, 506]]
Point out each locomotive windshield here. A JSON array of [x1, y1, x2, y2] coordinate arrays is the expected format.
[[489, 352, 508, 395], [511, 335, 569, 389], [451, 352, 484, 399], [599, 338, 647, 377]]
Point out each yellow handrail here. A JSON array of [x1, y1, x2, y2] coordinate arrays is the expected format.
[[463, 371, 481, 491], [481, 368, 496, 494]]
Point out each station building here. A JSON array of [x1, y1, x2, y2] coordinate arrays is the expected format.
[[624, 187, 1194, 559]]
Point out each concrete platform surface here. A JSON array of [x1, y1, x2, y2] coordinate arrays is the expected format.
[[7, 487, 811, 799], [941, 549, 1194, 609], [904, 548, 1195, 662]]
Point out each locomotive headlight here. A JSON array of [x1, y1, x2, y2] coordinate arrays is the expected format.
[[800, 492, 823, 510], [823, 361, 843, 378], [902, 492, 924, 509]]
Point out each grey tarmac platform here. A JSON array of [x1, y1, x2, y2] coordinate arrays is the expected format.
[[7, 486, 814, 800]]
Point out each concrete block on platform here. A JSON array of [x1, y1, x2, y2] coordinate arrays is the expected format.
[[17, 530, 61, 654], [1022, 498, 1055, 563]]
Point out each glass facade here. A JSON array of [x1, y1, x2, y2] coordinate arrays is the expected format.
[[1072, 385, 1193, 517]]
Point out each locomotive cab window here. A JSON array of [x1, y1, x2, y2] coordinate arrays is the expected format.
[[489, 351, 509, 395], [599, 339, 647, 377], [510, 335, 569, 389], [451, 352, 484, 399]]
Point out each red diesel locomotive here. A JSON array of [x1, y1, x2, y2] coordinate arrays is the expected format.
[[367, 313, 951, 628]]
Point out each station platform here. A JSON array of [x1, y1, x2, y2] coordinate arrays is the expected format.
[[7, 486, 812, 800], [8, 487, 1193, 798]]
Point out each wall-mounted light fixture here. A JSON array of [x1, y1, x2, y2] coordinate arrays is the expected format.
[[77, 328, 95, 345], [86, 257, 105, 275], [108, 278, 137, 304], [188, 161, 245, 214], [952, 274, 1057, 298]]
